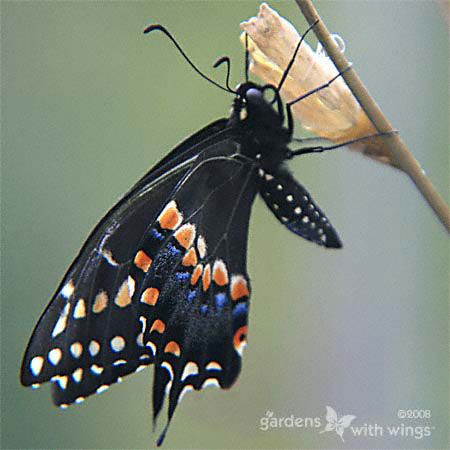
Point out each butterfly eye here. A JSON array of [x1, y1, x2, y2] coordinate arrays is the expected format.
[[262, 86, 277, 105]]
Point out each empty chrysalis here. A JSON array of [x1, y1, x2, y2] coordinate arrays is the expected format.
[[240, 3, 397, 167]]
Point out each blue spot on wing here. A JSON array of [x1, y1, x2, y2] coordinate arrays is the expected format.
[[214, 293, 227, 309], [167, 244, 181, 257], [151, 228, 164, 241], [233, 302, 248, 317], [176, 272, 190, 282], [200, 304, 208, 316], [186, 290, 197, 303]]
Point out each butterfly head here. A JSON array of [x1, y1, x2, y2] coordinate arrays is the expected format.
[[232, 82, 283, 124], [229, 82, 290, 153]]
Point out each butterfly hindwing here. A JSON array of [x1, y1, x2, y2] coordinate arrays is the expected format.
[[128, 151, 258, 436], [258, 166, 342, 248]]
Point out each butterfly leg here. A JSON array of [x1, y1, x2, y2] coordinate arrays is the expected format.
[[287, 130, 399, 158], [285, 65, 353, 136]]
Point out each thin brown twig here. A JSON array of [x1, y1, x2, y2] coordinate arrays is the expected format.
[[295, 0, 450, 233]]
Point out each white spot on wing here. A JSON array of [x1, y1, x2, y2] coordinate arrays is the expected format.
[[161, 361, 174, 380], [127, 276, 136, 298], [113, 359, 127, 366], [139, 316, 147, 333], [52, 375, 68, 390], [100, 249, 119, 266], [52, 303, 70, 338], [30, 356, 44, 376], [61, 281, 75, 299], [72, 368, 83, 383], [146, 341, 157, 356], [70, 342, 83, 359], [197, 235, 207, 259], [201, 378, 220, 389], [164, 380, 173, 396], [178, 384, 194, 403], [89, 340, 100, 357], [90, 364, 104, 375], [110, 336, 125, 352], [181, 361, 199, 381], [48, 348, 62, 366], [96, 385, 109, 394]]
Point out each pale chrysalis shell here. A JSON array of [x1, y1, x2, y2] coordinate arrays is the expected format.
[[240, 3, 396, 167]]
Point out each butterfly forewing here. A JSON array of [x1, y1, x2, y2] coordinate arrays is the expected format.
[[21, 121, 228, 391], [21, 125, 257, 434], [21, 162, 196, 402]]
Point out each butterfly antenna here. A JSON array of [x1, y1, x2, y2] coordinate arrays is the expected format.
[[213, 56, 236, 93], [244, 33, 250, 82], [144, 24, 232, 94], [277, 19, 319, 92]]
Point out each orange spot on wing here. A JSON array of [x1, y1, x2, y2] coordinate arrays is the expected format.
[[115, 280, 132, 307], [202, 264, 211, 292], [182, 247, 198, 267], [93, 291, 108, 313], [191, 264, 203, 286], [140, 287, 159, 306], [134, 250, 152, 272], [175, 224, 196, 249], [230, 275, 250, 301], [164, 341, 181, 357], [233, 326, 248, 348], [150, 319, 165, 334], [206, 361, 222, 371], [213, 259, 229, 286], [158, 201, 183, 230]]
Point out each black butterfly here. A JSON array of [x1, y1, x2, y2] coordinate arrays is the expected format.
[[21, 23, 353, 446]]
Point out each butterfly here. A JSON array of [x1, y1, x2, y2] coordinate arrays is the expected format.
[[20, 23, 348, 446]]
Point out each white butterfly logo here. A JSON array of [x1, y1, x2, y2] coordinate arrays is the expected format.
[[319, 406, 356, 442]]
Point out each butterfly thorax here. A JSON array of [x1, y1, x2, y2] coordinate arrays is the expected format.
[[229, 82, 291, 171]]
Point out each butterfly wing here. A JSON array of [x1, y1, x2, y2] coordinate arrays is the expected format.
[[258, 166, 342, 248], [21, 119, 229, 394], [133, 150, 258, 444], [21, 121, 258, 443]]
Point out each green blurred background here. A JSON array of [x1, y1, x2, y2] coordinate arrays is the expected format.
[[2, 1, 448, 449]]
